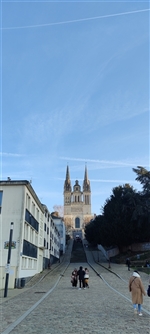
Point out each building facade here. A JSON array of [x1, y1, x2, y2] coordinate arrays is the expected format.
[[63, 166, 93, 233], [42, 205, 60, 270], [0, 180, 60, 289], [51, 213, 66, 255]]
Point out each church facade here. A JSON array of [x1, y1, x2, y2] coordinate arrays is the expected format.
[[63, 166, 93, 232]]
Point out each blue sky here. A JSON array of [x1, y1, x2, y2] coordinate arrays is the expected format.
[[1, 1, 149, 215]]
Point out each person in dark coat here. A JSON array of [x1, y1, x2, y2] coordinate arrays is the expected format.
[[71, 268, 78, 287], [126, 258, 131, 271], [77, 266, 85, 289]]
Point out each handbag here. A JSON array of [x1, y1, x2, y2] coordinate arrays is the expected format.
[[129, 277, 136, 292]]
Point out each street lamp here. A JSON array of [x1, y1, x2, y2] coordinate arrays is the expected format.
[[4, 222, 14, 297]]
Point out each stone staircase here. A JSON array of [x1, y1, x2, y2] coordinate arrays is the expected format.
[[70, 240, 87, 263]]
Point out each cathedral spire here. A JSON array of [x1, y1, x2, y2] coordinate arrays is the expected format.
[[64, 165, 72, 192], [84, 165, 88, 182], [83, 165, 91, 192], [66, 165, 70, 182]]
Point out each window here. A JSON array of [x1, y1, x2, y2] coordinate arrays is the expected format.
[[25, 209, 39, 232], [24, 223, 28, 241], [32, 201, 35, 216], [36, 208, 39, 221], [28, 258, 32, 268], [75, 217, 80, 228], [0, 191, 3, 214], [85, 195, 89, 204], [26, 194, 31, 211], [22, 240, 37, 258], [35, 232, 38, 246], [30, 228, 34, 244], [33, 260, 37, 269]]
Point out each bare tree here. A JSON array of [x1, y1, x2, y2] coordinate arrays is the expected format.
[[53, 205, 64, 217]]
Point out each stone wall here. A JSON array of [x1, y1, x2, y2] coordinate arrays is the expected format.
[[124, 242, 150, 252], [98, 242, 150, 259]]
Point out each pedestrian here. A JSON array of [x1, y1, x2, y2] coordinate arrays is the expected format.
[[144, 260, 150, 268], [129, 270, 146, 316], [77, 266, 85, 290], [71, 268, 78, 288], [126, 258, 131, 271], [84, 267, 89, 288]]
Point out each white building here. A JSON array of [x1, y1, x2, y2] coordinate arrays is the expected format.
[[0, 180, 60, 289], [42, 205, 60, 269], [51, 213, 66, 255]]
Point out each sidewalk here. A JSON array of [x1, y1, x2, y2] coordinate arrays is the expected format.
[[0, 239, 73, 304], [0, 260, 67, 304]]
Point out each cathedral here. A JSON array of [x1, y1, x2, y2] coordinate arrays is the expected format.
[[63, 165, 93, 232]]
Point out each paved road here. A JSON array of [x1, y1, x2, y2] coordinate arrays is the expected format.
[[1, 242, 150, 334]]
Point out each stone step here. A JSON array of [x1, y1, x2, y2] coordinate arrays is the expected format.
[[70, 240, 87, 263]]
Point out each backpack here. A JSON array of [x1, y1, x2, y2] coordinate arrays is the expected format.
[[147, 285, 150, 297]]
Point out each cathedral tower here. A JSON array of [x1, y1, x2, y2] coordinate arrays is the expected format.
[[63, 166, 93, 232]]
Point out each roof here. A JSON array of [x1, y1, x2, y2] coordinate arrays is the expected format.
[[0, 180, 44, 212]]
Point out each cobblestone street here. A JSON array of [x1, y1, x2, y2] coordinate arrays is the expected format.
[[1, 259, 150, 334]]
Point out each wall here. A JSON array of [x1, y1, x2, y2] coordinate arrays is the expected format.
[[0, 185, 25, 288], [97, 244, 119, 259], [0, 183, 45, 288], [123, 242, 150, 252], [98, 242, 150, 261]]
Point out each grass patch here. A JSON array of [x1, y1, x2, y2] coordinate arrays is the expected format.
[[111, 250, 150, 275], [131, 266, 150, 275], [130, 251, 150, 261]]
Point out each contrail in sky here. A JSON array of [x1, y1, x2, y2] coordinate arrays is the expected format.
[[2, 8, 149, 30], [60, 157, 136, 167], [0, 152, 23, 157], [57, 177, 138, 184]]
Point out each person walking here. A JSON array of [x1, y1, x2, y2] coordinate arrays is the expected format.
[[129, 270, 146, 316], [126, 258, 131, 271], [84, 267, 89, 288], [77, 266, 85, 289]]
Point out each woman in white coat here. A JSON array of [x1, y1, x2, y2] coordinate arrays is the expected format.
[[129, 271, 146, 316]]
